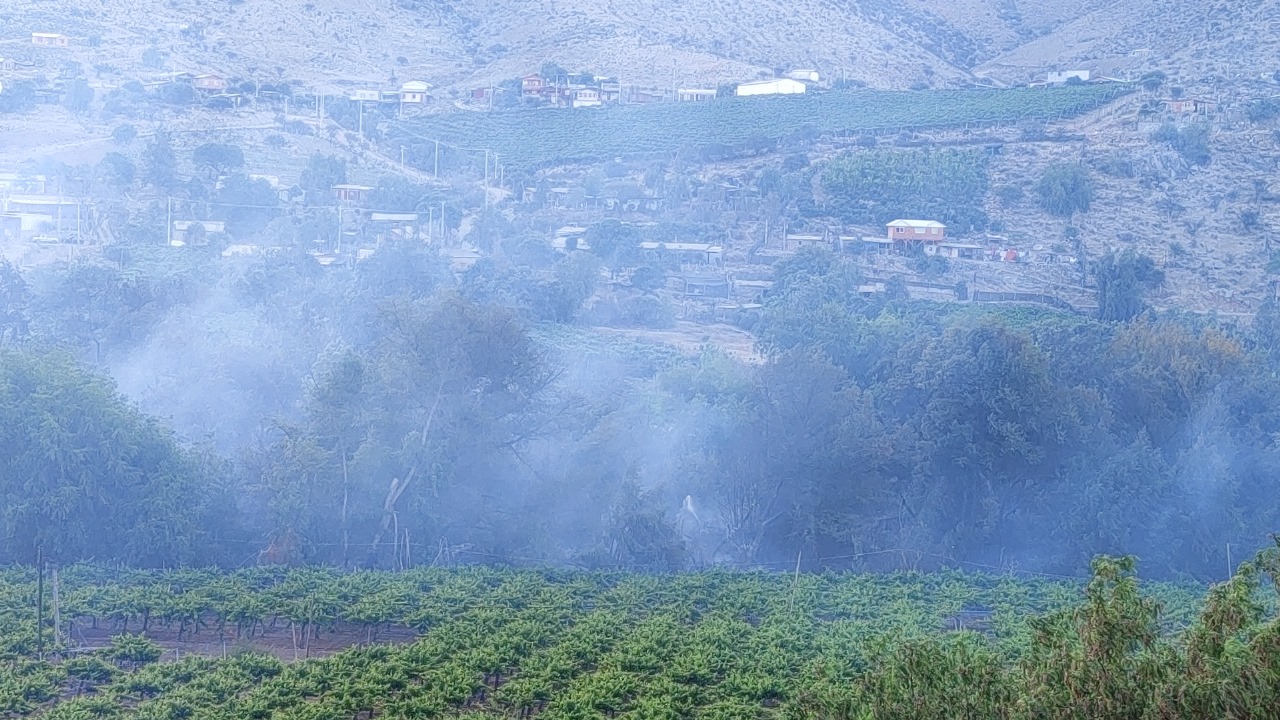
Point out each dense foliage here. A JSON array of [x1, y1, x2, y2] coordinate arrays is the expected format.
[[2, 551, 1280, 719], [3, 244, 1280, 580], [390, 86, 1128, 168], [820, 149, 990, 231]]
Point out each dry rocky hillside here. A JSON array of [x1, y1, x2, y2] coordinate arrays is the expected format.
[[3, 0, 1277, 92]]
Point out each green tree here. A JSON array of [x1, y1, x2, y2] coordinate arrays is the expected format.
[[1037, 163, 1093, 217], [1094, 250, 1165, 321], [192, 142, 246, 176], [144, 131, 178, 190]]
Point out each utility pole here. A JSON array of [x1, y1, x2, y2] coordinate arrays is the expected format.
[[434, 139, 440, 178], [357, 101, 364, 141], [51, 565, 60, 648], [484, 149, 490, 209], [35, 548, 44, 660], [166, 197, 172, 246], [400, 145, 406, 173]]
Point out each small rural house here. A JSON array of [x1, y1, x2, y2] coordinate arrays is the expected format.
[[735, 78, 807, 96], [170, 220, 226, 246], [0, 57, 15, 71], [31, 33, 69, 48], [887, 219, 946, 241], [0, 173, 48, 194], [786, 69, 820, 83], [676, 88, 718, 102], [348, 88, 381, 102], [1046, 70, 1090, 84], [1165, 98, 1217, 114], [640, 241, 724, 265], [192, 74, 229, 92], [331, 184, 373, 204], [572, 88, 602, 108], [521, 74, 545, 95], [399, 81, 430, 103]]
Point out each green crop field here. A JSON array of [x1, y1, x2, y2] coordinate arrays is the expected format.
[[0, 563, 1235, 719], [390, 85, 1129, 168]]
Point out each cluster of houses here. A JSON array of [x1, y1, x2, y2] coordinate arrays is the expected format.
[[0, 172, 87, 244], [480, 68, 823, 109]]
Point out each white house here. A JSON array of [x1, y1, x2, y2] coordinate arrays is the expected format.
[[886, 219, 946, 241], [735, 78, 807, 96], [399, 80, 431, 104], [1046, 70, 1090, 84], [572, 88, 602, 108]]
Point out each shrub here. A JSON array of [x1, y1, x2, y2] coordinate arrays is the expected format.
[[1037, 163, 1093, 217]]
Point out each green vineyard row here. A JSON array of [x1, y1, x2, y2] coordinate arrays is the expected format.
[[0, 563, 1210, 719]]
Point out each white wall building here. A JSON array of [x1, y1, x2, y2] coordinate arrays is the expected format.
[[735, 78, 807, 97], [1046, 70, 1091, 84]]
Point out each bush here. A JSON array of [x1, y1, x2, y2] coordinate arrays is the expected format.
[[111, 124, 137, 144], [1151, 123, 1211, 166], [1036, 163, 1093, 217]]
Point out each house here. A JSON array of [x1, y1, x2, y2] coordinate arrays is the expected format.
[[170, 220, 226, 245], [1165, 98, 1217, 114], [887, 219, 946, 243], [348, 88, 381, 102], [31, 33, 69, 48], [640, 241, 723, 264], [2, 195, 79, 229], [521, 74, 545, 95], [331, 184, 373, 204], [399, 80, 430, 104], [928, 241, 985, 260], [550, 226, 589, 251], [0, 173, 48, 194], [736, 78, 807, 96], [0, 57, 15, 72], [676, 88, 718, 102], [471, 86, 495, 101], [629, 88, 667, 103], [0, 212, 54, 240], [1046, 70, 1090, 84], [192, 74, 229, 92], [786, 69, 820, 83], [572, 88, 602, 108], [785, 233, 829, 250]]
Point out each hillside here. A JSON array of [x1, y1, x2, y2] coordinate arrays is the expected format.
[[976, 0, 1280, 83]]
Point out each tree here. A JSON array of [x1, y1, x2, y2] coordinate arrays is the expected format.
[[192, 142, 245, 176], [62, 79, 94, 114], [97, 152, 136, 190], [585, 219, 642, 272], [144, 132, 178, 190], [1037, 163, 1093, 217], [299, 154, 346, 204], [0, 261, 30, 345], [111, 124, 138, 144], [1094, 250, 1165, 322]]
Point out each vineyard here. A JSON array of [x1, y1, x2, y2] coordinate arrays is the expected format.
[[390, 85, 1130, 169], [5, 557, 1280, 719]]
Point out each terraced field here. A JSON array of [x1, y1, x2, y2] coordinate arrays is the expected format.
[[391, 85, 1130, 168]]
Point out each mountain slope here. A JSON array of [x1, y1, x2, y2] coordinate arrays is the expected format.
[[976, 0, 1280, 83]]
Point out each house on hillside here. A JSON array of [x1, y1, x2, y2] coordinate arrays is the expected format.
[[399, 80, 431, 104], [170, 220, 226, 246], [0, 173, 48, 194], [887, 219, 946, 252], [676, 88, 718, 102], [348, 88, 381, 102], [331, 184, 373, 205], [640, 241, 723, 265], [521, 74, 545, 95], [786, 69, 820, 83], [1045, 70, 1091, 84], [736, 78, 807, 96], [572, 88, 602, 108], [1165, 97, 1217, 115], [193, 74, 229, 93], [31, 33, 69, 48], [0, 57, 16, 72]]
